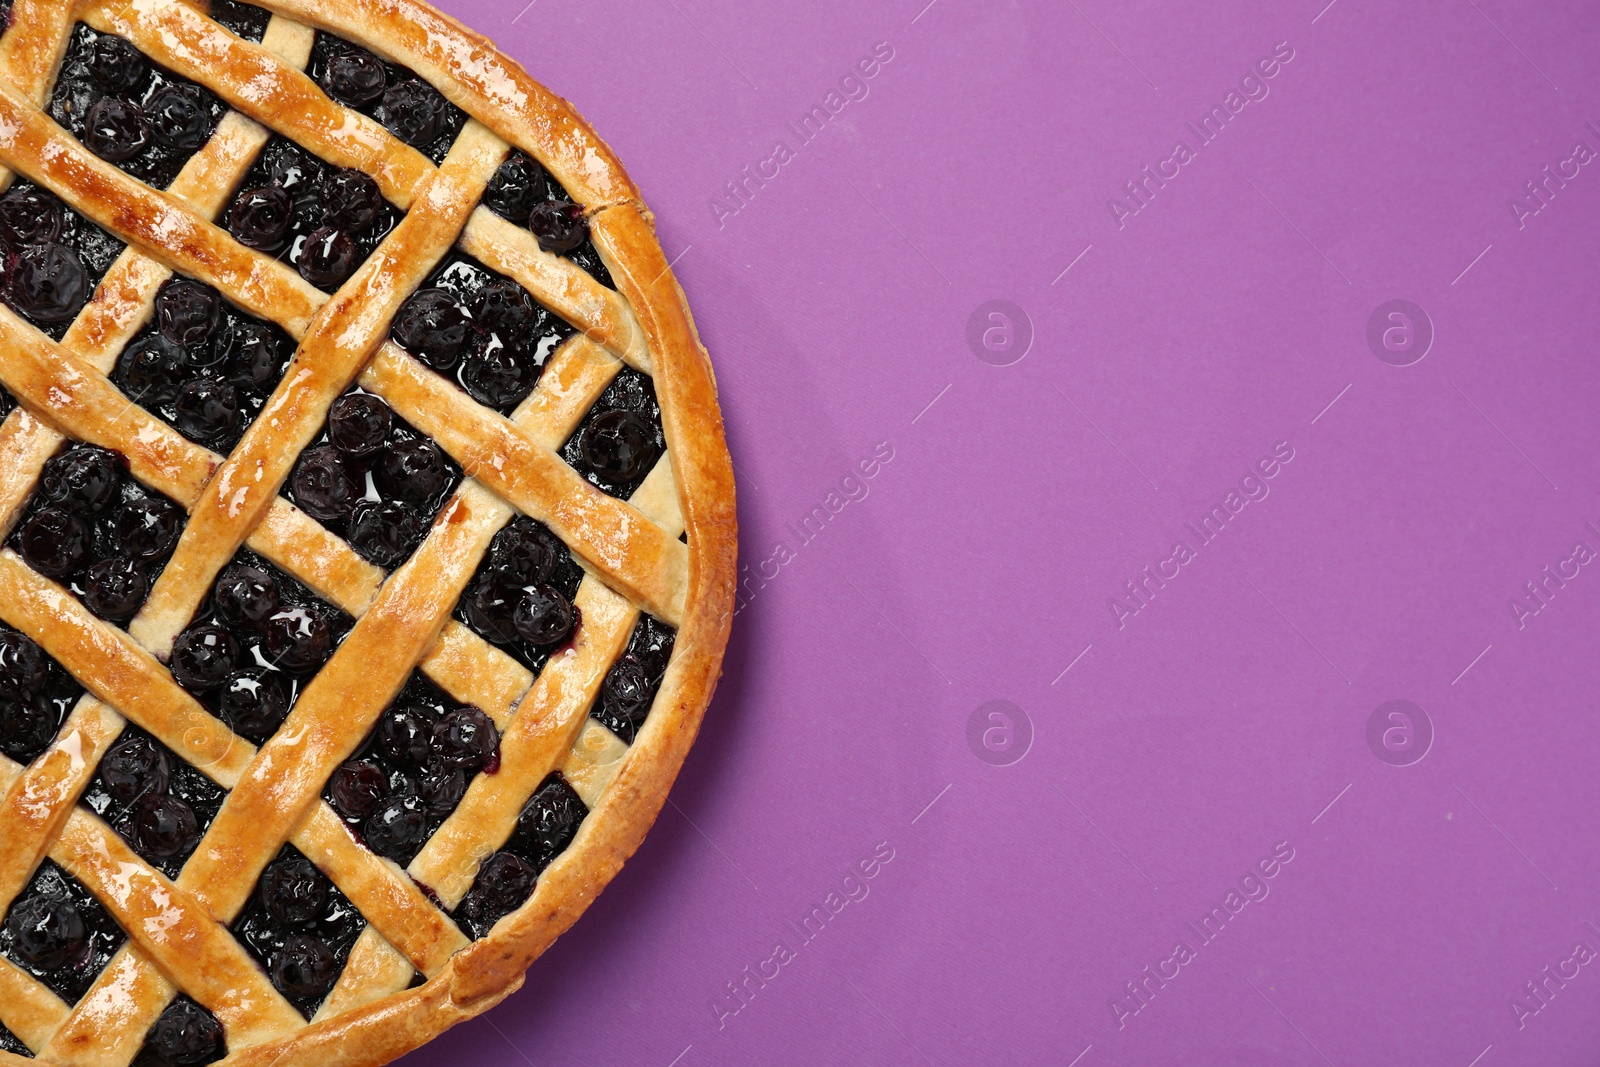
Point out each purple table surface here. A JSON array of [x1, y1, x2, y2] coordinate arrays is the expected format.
[[407, 0, 1600, 1064]]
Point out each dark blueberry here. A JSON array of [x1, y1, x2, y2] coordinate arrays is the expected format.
[[100, 733, 170, 805], [391, 289, 469, 370], [131, 795, 199, 858], [579, 409, 655, 485], [297, 226, 357, 289], [457, 852, 535, 937], [17, 506, 90, 577], [83, 557, 148, 622], [327, 393, 392, 458], [462, 578, 517, 645], [320, 46, 386, 107], [0, 693, 58, 758], [433, 706, 497, 771], [259, 855, 326, 928], [601, 659, 652, 726], [375, 705, 435, 770], [348, 499, 421, 569], [0, 631, 47, 699], [603, 658, 653, 725], [290, 446, 359, 524], [378, 438, 450, 504], [0, 186, 63, 244], [364, 793, 428, 862], [173, 377, 240, 445], [516, 776, 586, 864], [468, 278, 541, 336], [264, 145, 315, 192], [527, 200, 587, 255], [156, 279, 222, 349], [9, 242, 89, 323], [489, 522, 557, 586], [327, 759, 388, 822], [228, 186, 294, 251], [121, 333, 186, 405], [84, 97, 149, 162], [170, 625, 240, 693], [146, 998, 224, 1067], [269, 932, 337, 1002], [40, 445, 121, 513], [117, 496, 183, 559], [418, 763, 465, 818], [218, 671, 288, 743], [219, 319, 285, 391], [213, 564, 279, 630], [321, 168, 383, 231], [146, 83, 211, 150], [461, 340, 537, 410], [376, 79, 444, 147], [482, 152, 552, 222], [6, 891, 86, 970], [513, 585, 572, 647], [264, 608, 332, 676], [88, 35, 149, 93]]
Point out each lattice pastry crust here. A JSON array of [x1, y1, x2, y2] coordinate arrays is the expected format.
[[0, 1, 735, 1064]]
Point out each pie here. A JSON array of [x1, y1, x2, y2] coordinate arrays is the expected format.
[[0, 1, 736, 1064]]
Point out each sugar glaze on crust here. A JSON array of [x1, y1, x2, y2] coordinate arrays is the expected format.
[[0, 1, 735, 1064]]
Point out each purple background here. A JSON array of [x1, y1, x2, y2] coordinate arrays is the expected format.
[[406, 1, 1600, 1064]]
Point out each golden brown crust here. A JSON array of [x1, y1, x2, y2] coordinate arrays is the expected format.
[[0, 0, 735, 1062]]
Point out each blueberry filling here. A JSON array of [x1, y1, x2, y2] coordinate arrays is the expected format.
[[5, 443, 183, 627], [286, 390, 461, 570], [81, 725, 225, 879], [0, 860, 127, 1003], [0, 623, 82, 765], [49, 24, 228, 190], [0, 384, 14, 421], [307, 32, 465, 165], [591, 615, 675, 745], [482, 150, 614, 289], [390, 252, 573, 415], [231, 845, 364, 1019], [112, 276, 294, 453], [0, 180, 125, 340], [560, 368, 665, 499], [0, 1019, 27, 1057], [171, 550, 352, 739], [223, 136, 401, 293], [206, 0, 271, 44], [323, 672, 501, 866], [133, 995, 226, 1067], [453, 517, 584, 675], [454, 773, 586, 939]]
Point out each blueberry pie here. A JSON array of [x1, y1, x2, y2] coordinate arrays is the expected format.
[[0, 2, 734, 1064]]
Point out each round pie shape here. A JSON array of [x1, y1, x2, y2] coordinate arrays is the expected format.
[[0, 1, 735, 1065]]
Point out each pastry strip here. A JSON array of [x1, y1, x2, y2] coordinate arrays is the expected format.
[[0, 954, 68, 1053], [0, 699, 125, 913]]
